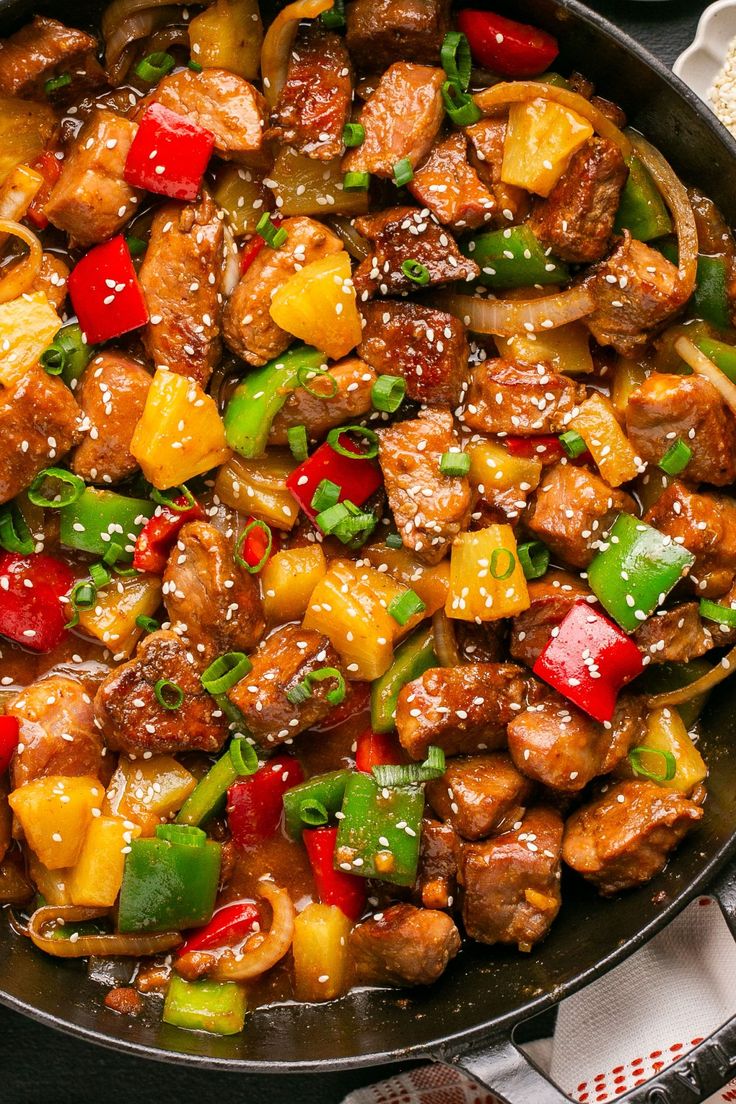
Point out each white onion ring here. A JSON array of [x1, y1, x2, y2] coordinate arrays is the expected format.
[[210, 881, 294, 981], [648, 643, 736, 707], [261, 0, 333, 107], [675, 336, 736, 417], [102, 0, 182, 81], [28, 906, 182, 958], [0, 219, 43, 305], [328, 216, 370, 261], [436, 284, 596, 337], [431, 609, 461, 667]]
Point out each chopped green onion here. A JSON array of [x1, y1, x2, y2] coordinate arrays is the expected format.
[[89, 563, 111, 590], [315, 500, 376, 547], [400, 258, 430, 285], [256, 212, 288, 249], [188, 59, 203, 72], [286, 666, 346, 707], [151, 484, 196, 513], [28, 468, 85, 509], [156, 822, 206, 846], [125, 235, 147, 256], [154, 678, 185, 711], [135, 614, 159, 634], [299, 798, 329, 827], [658, 438, 693, 476], [297, 363, 338, 398], [439, 451, 470, 477], [0, 504, 34, 555], [343, 171, 370, 191], [201, 652, 252, 695], [373, 745, 445, 787], [65, 580, 97, 628], [385, 533, 403, 550], [490, 548, 515, 580], [287, 424, 308, 463], [40, 323, 89, 386], [342, 122, 365, 148], [388, 590, 426, 626], [234, 519, 272, 574], [441, 31, 471, 90], [699, 598, 736, 628], [393, 158, 414, 187], [371, 374, 406, 413], [327, 425, 379, 459], [517, 540, 550, 581], [102, 542, 124, 567], [229, 737, 259, 775], [39, 344, 64, 375], [44, 73, 71, 96], [315, 502, 350, 535], [311, 478, 341, 513], [321, 0, 345, 28], [441, 80, 482, 126], [628, 746, 677, 784], [135, 51, 175, 83], [559, 430, 587, 459]]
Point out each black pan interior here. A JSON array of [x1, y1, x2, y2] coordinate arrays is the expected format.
[[1, 0, 736, 1072]]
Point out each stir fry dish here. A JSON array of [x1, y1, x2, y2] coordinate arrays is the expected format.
[[1, 0, 735, 1038]]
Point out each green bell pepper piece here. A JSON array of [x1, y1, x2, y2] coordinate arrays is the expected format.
[[535, 72, 571, 90], [163, 975, 246, 1035], [335, 772, 424, 886], [696, 335, 736, 382], [614, 156, 672, 242], [176, 738, 259, 827], [282, 769, 351, 839], [371, 624, 437, 733], [463, 225, 569, 290], [693, 255, 731, 328], [40, 321, 92, 387], [637, 658, 713, 729], [224, 345, 325, 458], [118, 824, 221, 932], [59, 488, 154, 562], [588, 513, 696, 634]]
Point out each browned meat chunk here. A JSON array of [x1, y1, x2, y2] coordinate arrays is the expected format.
[[346, 0, 450, 69], [71, 352, 151, 485], [459, 807, 563, 950], [343, 63, 444, 178], [378, 407, 471, 565], [269, 358, 376, 445], [456, 621, 505, 664], [0, 16, 96, 99], [104, 987, 143, 1016], [9, 676, 104, 790], [227, 625, 345, 746], [510, 570, 592, 668], [353, 206, 478, 298], [32, 254, 70, 312], [583, 233, 684, 356], [426, 752, 533, 840], [45, 111, 142, 247], [644, 481, 736, 598], [163, 521, 265, 660], [625, 373, 736, 487], [0, 366, 82, 506], [139, 68, 267, 161], [397, 663, 529, 760], [358, 301, 468, 406], [408, 133, 496, 230], [466, 118, 529, 225], [349, 903, 460, 986], [529, 138, 628, 263], [94, 631, 228, 755], [525, 462, 635, 569], [562, 779, 703, 896], [138, 192, 224, 387], [462, 361, 584, 436], [415, 819, 457, 909], [268, 25, 351, 160], [223, 217, 342, 366], [507, 693, 643, 793], [633, 603, 715, 663]]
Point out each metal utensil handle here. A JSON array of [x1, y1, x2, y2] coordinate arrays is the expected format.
[[445, 855, 736, 1104]]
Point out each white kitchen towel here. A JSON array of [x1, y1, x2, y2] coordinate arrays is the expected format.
[[343, 896, 736, 1104]]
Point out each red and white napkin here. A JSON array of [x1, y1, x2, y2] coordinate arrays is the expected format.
[[343, 897, 736, 1104]]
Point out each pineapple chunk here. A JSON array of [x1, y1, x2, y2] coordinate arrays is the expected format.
[[130, 368, 231, 489], [69, 815, 141, 907], [292, 903, 352, 1002], [501, 98, 594, 196], [188, 0, 263, 80], [9, 775, 104, 869], [27, 852, 74, 905], [446, 525, 530, 622], [496, 322, 594, 375], [569, 391, 639, 487], [611, 357, 649, 416], [272, 146, 369, 218], [0, 291, 61, 388], [362, 544, 449, 616], [214, 450, 299, 530], [269, 251, 362, 361], [104, 754, 196, 836], [212, 163, 270, 235], [78, 573, 162, 657], [627, 707, 707, 795], [0, 96, 55, 186], [467, 439, 542, 497], [261, 544, 327, 623]]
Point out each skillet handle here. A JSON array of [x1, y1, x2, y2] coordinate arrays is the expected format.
[[445, 855, 736, 1104]]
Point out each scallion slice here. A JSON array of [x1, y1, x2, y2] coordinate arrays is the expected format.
[[517, 540, 550, 581], [135, 51, 175, 83], [151, 484, 196, 512], [135, 614, 159, 634], [628, 746, 677, 783], [699, 598, 736, 628], [371, 374, 406, 413], [201, 651, 252, 695], [400, 259, 430, 286], [229, 737, 259, 775], [385, 533, 403, 550], [256, 212, 288, 249], [65, 580, 97, 628], [154, 678, 185, 711], [285, 667, 346, 707], [44, 73, 71, 96], [321, 0, 345, 29], [299, 798, 329, 827], [89, 563, 111, 590], [490, 548, 516, 580], [311, 479, 341, 513], [343, 171, 370, 191], [28, 468, 85, 509], [441, 31, 471, 90], [441, 80, 482, 126], [125, 235, 147, 256], [327, 425, 379, 459], [287, 424, 309, 462], [559, 430, 587, 459], [658, 438, 693, 475], [342, 122, 365, 148], [188, 59, 203, 72], [0, 504, 35, 555], [393, 158, 414, 187], [156, 823, 206, 846], [388, 589, 426, 626], [234, 519, 272, 574], [102, 541, 124, 567], [373, 745, 446, 787], [439, 451, 470, 477], [297, 363, 338, 398]]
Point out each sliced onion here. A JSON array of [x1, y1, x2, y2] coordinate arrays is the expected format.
[[28, 905, 182, 958], [436, 284, 595, 337], [0, 219, 43, 305], [473, 80, 633, 159], [649, 643, 736, 707], [328, 216, 370, 261], [102, 0, 182, 82], [675, 336, 736, 417], [261, 0, 333, 107], [432, 609, 461, 667], [210, 880, 294, 981], [221, 223, 241, 297]]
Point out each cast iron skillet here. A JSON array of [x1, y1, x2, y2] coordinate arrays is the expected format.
[[2, 0, 736, 1099]]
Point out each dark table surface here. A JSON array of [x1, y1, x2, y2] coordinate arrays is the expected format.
[[0, 1, 715, 1101]]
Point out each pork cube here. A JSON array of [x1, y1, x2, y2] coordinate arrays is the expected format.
[[408, 133, 496, 230], [462, 361, 585, 436], [644, 481, 736, 598], [71, 352, 151, 484], [349, 903, 461, 986], [9, 676, 104, 789], [345, 0, 450, 69], [415, 819, 458, 910], [426, 752, 533, 840], [509, 570, 593, 668]]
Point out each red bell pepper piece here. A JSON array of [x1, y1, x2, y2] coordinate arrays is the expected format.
[[457, 9, 559, 78], [0, 716, 19, 775], [533, 602, 644, 724], [505, 435, 565, 460], [178, 900, 261, 956], [227, 755, 305, 849], [132, 496, 204, 575], [124, 103, 215, 202], [0, 552, 74, 653], [355, 728, 402, 773], [26, 151, 63, 230], [303, 825, 366, 921], [239, 218, 282, 274], [286, 435, 382, 522], [68, 235, 149, 345]]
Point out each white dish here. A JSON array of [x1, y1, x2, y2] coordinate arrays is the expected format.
[[673, 0, 736, 106]]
